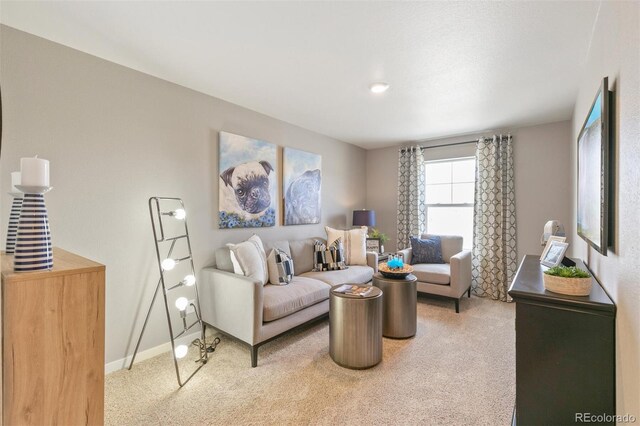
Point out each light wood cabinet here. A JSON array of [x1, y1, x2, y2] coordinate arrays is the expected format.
[[1, 248, 105, 425]]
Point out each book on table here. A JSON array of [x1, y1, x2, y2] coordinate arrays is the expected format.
[[334, 284, 373, 297]]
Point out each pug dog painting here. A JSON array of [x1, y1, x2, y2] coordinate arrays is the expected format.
[[219, 132, 276, 228], [283, 148, 322, 225]]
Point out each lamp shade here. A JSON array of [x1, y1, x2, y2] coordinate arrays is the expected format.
[[353, 210, 376, 227]]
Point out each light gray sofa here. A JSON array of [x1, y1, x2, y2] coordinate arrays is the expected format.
[[199, 237, 378, 367], [397, 234, 472, 313]]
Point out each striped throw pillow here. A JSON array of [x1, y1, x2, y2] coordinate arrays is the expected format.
[[267, 248, 294, 285], [312, 239, 348, 271]]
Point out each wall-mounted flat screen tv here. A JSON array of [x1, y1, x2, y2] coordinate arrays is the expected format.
[[577, 77, 609, 256]]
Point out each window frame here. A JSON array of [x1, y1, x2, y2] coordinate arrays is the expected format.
[[424, 156, 476, 249]]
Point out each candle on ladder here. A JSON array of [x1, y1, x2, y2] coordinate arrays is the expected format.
[[20, 156, 49, 187]]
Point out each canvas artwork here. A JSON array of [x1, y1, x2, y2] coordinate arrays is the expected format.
[[577, 80, 608, 254], [218, 132, 276, 228], [283, 147, 322, 225]]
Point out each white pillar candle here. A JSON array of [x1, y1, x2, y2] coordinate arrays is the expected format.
[[20, 157, 50, 187], [10, 171, 21, 193]]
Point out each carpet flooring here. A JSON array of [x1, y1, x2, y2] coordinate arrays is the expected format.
[[105, 296, 515, 425]]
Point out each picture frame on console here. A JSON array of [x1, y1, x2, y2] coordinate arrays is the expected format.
[[541, 241, 569, 268], [366, 238, 381, 254], [540, 235, 567, 261]]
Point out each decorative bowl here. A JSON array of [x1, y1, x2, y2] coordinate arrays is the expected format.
[[378, 263, 414, 279], [543, 274, 592, 296]]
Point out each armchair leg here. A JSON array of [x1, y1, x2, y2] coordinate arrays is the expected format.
[[251, 346, 258, 368], [455, 299, 460, 313], [468, 287, 471, 298]]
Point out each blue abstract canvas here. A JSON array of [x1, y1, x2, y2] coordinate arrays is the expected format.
[[283, 148, 321, 225]]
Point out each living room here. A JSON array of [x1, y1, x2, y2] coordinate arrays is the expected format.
[[0, 1, 638, 425]]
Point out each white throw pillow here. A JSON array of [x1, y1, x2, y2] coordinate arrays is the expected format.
[[226, 234, 268, 285], [325, 226, 367, 266]]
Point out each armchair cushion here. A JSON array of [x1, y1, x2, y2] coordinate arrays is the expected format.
[[421, 234, 463, 261], [410, 236, 445, 264], [411, 263, 451, 285], [263, 277, 330, 322]]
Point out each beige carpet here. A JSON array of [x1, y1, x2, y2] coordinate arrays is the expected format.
[[106, 296, 515, 425]]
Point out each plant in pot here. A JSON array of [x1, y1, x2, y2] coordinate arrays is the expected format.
[[369, 228, 389, 252], [543, 265, 592, 296]]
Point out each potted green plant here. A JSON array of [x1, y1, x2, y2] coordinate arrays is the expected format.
[[543, 265, 592, 296], [369, 228, 389, 252]]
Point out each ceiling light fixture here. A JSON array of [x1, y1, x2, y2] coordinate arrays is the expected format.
[[370, 82, 389, 94]]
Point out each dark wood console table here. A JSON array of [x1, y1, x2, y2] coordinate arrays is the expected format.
[[508, 255, 616, 425]]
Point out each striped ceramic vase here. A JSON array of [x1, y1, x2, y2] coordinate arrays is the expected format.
[[5, 195, 23, 254], [14, 193, 53, 271]]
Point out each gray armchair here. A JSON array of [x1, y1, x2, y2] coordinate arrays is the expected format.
[[397, 234, 472, 313]]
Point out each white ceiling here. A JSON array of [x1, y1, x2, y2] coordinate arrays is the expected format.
[[0, 1, 600, 149]]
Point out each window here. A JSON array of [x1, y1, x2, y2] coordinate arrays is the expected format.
[[425, 157, 475, 250]]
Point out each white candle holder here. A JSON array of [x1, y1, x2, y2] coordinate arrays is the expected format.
[[5, 192, 24, 254], [13, 185, 53, 272]]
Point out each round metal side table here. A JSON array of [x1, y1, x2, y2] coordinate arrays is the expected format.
[[329, 285, 383, 369], [372, 273, 417, 338]]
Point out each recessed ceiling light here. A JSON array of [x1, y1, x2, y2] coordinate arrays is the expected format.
[[370, 82, 389, 94]]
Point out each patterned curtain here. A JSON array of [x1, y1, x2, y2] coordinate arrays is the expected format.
[[472, 135, 517, 301], [397, 146, 426, 249]]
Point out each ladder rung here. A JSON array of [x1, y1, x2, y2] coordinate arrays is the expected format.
[[174, 320, 200, 339], [158, 234, 188, 242]]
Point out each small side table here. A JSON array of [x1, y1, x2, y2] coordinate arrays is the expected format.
[[329, 285, 383, 369], [378, 252, 393, 262], [372, 273, 417, 338]]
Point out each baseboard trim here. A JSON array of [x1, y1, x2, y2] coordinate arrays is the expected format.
[[105, 331, 201, 374]]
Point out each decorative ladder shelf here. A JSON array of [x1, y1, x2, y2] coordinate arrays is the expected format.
[[128, 197, 215, 387]]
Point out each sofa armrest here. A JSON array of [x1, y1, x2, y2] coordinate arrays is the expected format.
[[198, 267, 263, 345], [450, 250, 472, 297], [366, 252, 379, 273], [397, 248, 412, 264]]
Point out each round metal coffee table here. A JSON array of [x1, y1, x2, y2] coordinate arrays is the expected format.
[[329, 285, 383, 369], [372, 273, 417, 338]]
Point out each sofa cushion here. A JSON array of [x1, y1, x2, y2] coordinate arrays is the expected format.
[[288, 238, 319, 274], [267, 249, 295, 285], [214, 247, 234, 272], [300, 265, 374, 286], [227, 234, 269, 285], [421, 234, 463, 262], [412, 263, 451, 285], [263, 240, 291, 257], [325, 226, 368, 266], [263, 276, 330, 322], [410, 236, 445, 264]]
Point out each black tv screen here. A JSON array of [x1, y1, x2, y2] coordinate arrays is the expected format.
[[577, 77, 609, 255]]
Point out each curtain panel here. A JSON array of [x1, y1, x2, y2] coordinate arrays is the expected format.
[[472, 135, 517, 301], [397, 146, 426, 250]]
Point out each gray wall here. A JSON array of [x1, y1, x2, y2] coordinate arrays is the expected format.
[[569, 1, 639, 417], [366, 120, 573, 260], [0, 26, 367, 365]]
